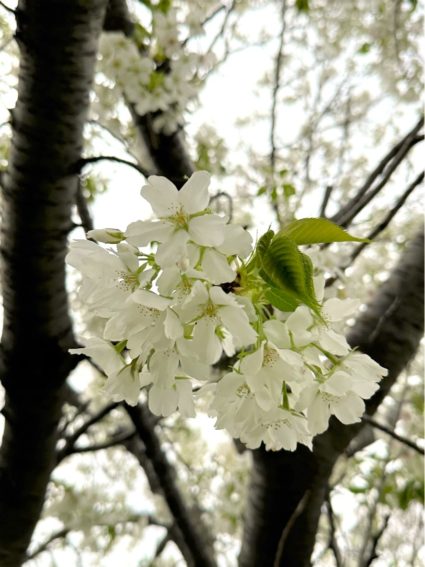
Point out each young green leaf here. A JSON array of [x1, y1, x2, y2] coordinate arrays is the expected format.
[[262, 235, 306, 295], [280, 218, 369, 245], [264, 287, 299, 313]]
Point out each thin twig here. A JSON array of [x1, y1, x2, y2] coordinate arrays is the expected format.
[[204, 0, 237, 56], [325, 487, 343, 567], [56, 401, 120, 463], [64, 428, 137, 456], [319, 185, 334, 217], [74, 155, 149, 177], [210, 190, 233, 221], [325, 171, 423, 288], [363, 513, 391, 567], [362, 415, 424, 456], [0, 1, 15, 15], [332, 117, 424, 227], [350, 170, 424, 263], [75, 181, 94, 234]]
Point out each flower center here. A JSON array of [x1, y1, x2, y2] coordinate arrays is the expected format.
[[320, 391, 340, 403], [137, 305, 160, 320], [236, 383, 252, 398], [116, 271, 139, 292], [170, 206, 189, 230], [263, 347, 280, 368], [265, 418, 290, 431]]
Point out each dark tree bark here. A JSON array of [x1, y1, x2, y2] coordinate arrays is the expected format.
[[0, 1, 107, 565], [239, 228, 424, 567]]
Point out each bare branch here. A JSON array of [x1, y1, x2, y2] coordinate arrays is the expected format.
[[325, 488, 343, 567], [75, 181, 94, 234], [361, 415, 424, 456], [204, 0, 237, 57], [332, 117, 424, 227], [362, 513, 391, 567], [326, 171, 423, 288], [63, 428, 137, 456], [319, 185, 334, 218], [349, 170, 424, 263], [0, 1, 14, 15], [210, 190, 233, 221], [74, 155, 150, 177], [268, 0, 287, 226], [56, 401, 120, 463], [125, 403, 217, 567]]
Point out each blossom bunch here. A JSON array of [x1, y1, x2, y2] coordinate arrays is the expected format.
[[67, 172, 387, 451], [98, 5, 214, 134]]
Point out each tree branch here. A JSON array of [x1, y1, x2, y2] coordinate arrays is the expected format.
[[125, 403, 217, 567], [74, 155, 150, 178], [0, 1, 15, 15], [332, 117, 423, 227], [56, 401, 120, 463], [361, 415, 424, 456], [325, 488, 343, 567]]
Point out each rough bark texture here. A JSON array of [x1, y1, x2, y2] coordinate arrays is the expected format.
[[0, 2, 107, 565], [239, 228, 424, 567]]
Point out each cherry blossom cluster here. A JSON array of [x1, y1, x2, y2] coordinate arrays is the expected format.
[[98, 5, 214, 134], [67, 172, 387, 451]]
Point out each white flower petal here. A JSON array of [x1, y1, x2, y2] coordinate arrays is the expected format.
[[240, 344, 264, 375], [323, 298, 360, 322], [155, 230, 190, 268], [178, 171, 210, 214], [333, 392, 365, 425], [132, 289, 171, 310], [264, 320, 291, 349], [219, 305, 257, 347], [202, 248, 235, 284], [308, 396, 331, 434], [125, 220, 174, 246], [188, 214, 226, 246], [217, 224, 253, 257], [141, 176, 180, 216], [319, 329, 350, 356], [164, 308, 184, 340], [176, 380, 196, 417], [192, 317, 222, 364]]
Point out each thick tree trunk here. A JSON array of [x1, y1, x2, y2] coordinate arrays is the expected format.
[[0, 2, 107, 565], [239, 228, 424, 567]]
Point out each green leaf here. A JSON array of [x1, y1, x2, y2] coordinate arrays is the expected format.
[[280, 218, 369, 245], [262, 235, 306, 295], [300, 252, 320, 313], [264, 287, 299, 313], [295, 0, 309, 12], [256, 230, 274, 262], [260, 234, 321, 313], [283, 183, 296, 198], [358, 42, 371, 54]]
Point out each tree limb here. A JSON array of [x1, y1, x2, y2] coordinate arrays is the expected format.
[[0, 1, 108, 564], [361, 415, 424, 456], [332, 117, 423, 227], [125, 403, 217, 567], [74, 155, 150, 178]]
